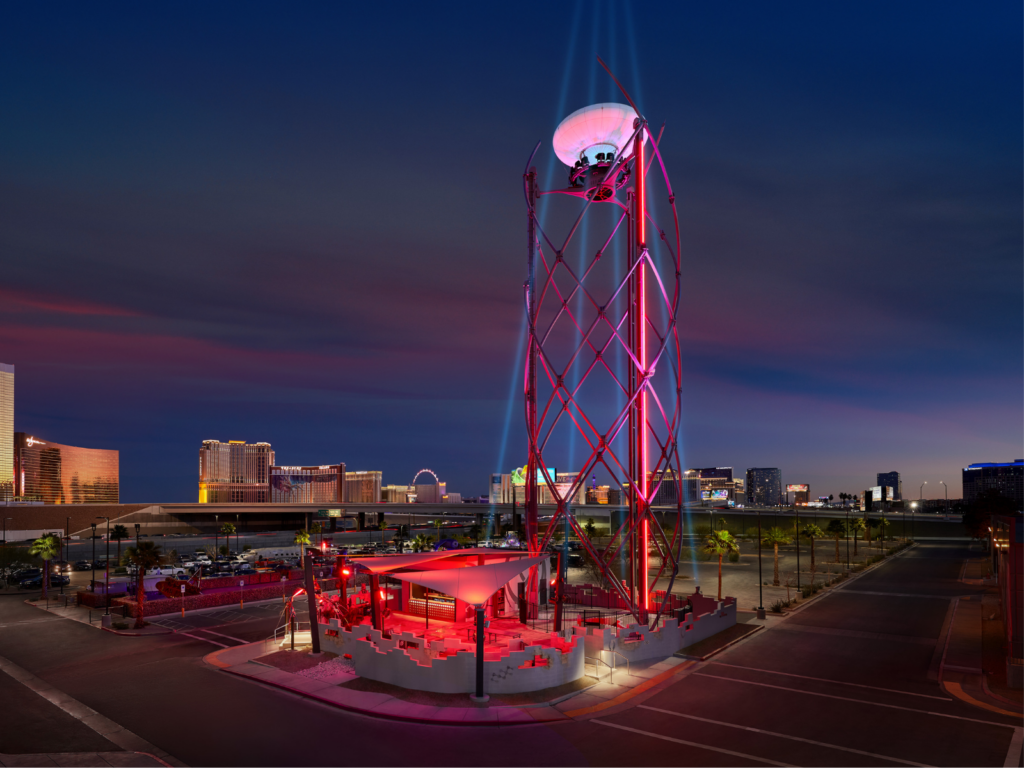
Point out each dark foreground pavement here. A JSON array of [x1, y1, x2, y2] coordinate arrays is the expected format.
[[0, 542, 1020, 767]]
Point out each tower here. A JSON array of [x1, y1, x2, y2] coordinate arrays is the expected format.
[[523, 64, 683, 626]]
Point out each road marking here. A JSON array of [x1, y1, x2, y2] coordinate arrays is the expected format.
[[838, 589, 968, 600], [1004, 725, 1024, 768], [775, 623, 936, 645], [197, 629, 248, 644], [709, 662, 951, 701], [178, 632, 229, 648], [0, 654, 178, 766], [562, 661, 695, 718], [692, 673, 1021, 729], [637, 706, 932, 767], [591, 719, 793, 767]]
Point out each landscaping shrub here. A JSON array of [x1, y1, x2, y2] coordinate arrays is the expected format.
[[727, 551, 740, 563], [770, 599, 786, 613]]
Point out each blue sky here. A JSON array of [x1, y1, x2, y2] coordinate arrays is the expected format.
[[1, 1, 1020, 501]]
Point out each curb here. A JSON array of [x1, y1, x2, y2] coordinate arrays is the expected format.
[[204, 646, 568, 726], [675, 623, 764, 662]]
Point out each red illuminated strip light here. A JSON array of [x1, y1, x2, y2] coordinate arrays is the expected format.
[[636, 129, 648, 612]]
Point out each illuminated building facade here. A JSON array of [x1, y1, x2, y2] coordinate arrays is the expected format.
[[345, 471, 382, 503], [684, 468, 745, 504], [786, 484, 810, 506], [746, 467, 782, 507], [270, 464, 344, 503], [198, 440, 274, 503], [382, 484, 415, 503], [877, 471, 902, 501], [0, 363, 12, 501], [962, 461, 1023, 508], [13, 432, 119, 503]]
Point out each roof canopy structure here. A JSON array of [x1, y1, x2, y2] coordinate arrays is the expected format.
[[552, 102, 646, 167], [350, 548, 532, 575], [388, 555, 547, 607]]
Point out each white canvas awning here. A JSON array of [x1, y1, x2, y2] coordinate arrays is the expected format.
[[388, 555, 547, 607], [348, 551, 455, 574]]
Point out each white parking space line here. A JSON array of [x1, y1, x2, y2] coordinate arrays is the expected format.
[[178, 632, 229, 648], [638, 706, 932, 767], [709, 662, 952, 701], [591, 719, 793, 767], [197, 629, 248, 644], [1004, 727, 1024, 768], [692, 673, 1021, 729]]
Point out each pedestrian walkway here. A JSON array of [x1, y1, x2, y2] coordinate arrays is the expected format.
[[0, 751, 169, 766], [939, 556, 1023, 719], [204, 636, 690, 726]]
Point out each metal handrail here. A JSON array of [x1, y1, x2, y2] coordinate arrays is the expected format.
[[584, 655, 616, 685], [607, 649, 630, 678]]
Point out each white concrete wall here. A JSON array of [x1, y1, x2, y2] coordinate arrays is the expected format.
[[318, 622, 584, 695], [574, 599, 738, 667]]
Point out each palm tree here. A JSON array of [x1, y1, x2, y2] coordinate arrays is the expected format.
[[110, 524, 130, 567], [849, 517, 866, 556], [800, 523, 824, 574], [761, 527, 790, 587], [701, 529, 739, 600], [584, 518, 597, 538], [124, 541, 162, 629], [825, 519, 846, 563], [29, 533, 62, 599], [864, 517, 876, 547], [411, 534, 433, 553], [294, 529, 311, 568], [310, 521, 322, 550], [221, 522, 236, 555]]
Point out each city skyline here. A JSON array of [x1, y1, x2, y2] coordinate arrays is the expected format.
[[1, 2, 1020, 502]]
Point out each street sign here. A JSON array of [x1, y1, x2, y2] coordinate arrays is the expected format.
[[317, 509, 343, 518]]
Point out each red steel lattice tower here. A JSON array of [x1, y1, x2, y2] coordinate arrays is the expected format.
[[523, 61, 684, 627]]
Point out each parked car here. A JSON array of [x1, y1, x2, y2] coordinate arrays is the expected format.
[[236, 567, 259, 576], [20, 574, 70, 589], [73, 560, 92, 571]]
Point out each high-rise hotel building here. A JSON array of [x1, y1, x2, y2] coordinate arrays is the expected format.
[[746, 467, 782, 507], [14, 432, 119, 503], [270, 464, 345, 503], [198, 440, 275, 503], [0, 363, 13, 501]]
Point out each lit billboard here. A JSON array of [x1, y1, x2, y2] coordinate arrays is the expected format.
[[510, 466, 557, 486], [701, 489, 730, 500], [786, 484, 809, 493]]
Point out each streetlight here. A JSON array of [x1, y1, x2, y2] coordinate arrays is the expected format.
[[795, 505, 801, 592], [61, 516, 69, 595], [910, 502, 917, 543], [939, 481, 948, 515], [96, 517, 110, 616], [756, 508, 764, 619], [845, 505, 850, 571], [90, 523, 97, 592], [134, 524, 141, 593]]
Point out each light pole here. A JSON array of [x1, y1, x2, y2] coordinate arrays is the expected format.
[[90, 523, 96, 592], [845, 506, 850, 570], [134, 524, 140, 593], [795, 505, 801, 592], [97, 517, 110, 615], [939, 481, 948, 515], [910, 502, 916, 543], [756, 508, 764, 619], [62, 516, 69, 595]]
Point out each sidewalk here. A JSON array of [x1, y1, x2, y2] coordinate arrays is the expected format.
[[939, 557, 1023, 718], [27, 600, 174, 637], [0, 751, 169, 767], [205, 637, 693, 726]]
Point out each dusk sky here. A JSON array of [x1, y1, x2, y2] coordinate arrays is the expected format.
[[1, 2, 1020, 503]]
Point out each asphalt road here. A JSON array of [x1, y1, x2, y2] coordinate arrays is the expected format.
[[0, 542, 1020, 767]]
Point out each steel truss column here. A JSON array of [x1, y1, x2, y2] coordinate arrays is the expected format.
[[526, 167, 540, 557]]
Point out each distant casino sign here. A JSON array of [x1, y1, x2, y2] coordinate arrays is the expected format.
[[786, 484, 809, 493]]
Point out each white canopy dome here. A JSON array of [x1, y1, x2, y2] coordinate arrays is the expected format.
[[552, 102, 646, 168]]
